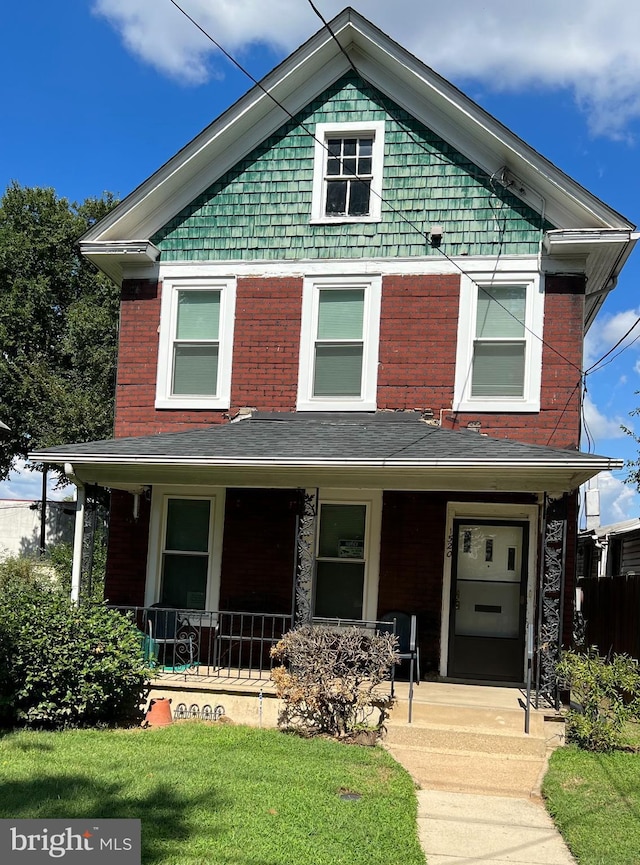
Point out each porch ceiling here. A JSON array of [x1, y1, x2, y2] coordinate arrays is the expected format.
[[30, 412, 621, 495]]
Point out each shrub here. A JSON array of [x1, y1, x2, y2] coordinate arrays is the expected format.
[[0, 576, 151, 729], [270, 624, 398, 740], [556, 648, 640, 751]]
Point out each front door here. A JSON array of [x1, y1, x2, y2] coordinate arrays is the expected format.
[[448, 520, 528, 682]]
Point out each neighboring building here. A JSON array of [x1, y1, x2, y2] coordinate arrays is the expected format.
[[32, 9, 636, 687], [577, 519, 640, 659], [578, 518, 640, 581], [0, 499, 74, 560]]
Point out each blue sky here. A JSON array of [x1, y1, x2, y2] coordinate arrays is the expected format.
[[1, 1, 640, 525]]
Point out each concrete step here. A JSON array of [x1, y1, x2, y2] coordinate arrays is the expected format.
[[385, 745, 546, 797], [383, 697, 561, 798], [384, 724, 547, 757], [388, 699, 546, 738]]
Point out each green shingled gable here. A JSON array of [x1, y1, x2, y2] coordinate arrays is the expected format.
[[152, 74, 553, 261]]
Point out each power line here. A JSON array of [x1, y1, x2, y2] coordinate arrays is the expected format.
[[169, 0, 632, 387], [584, 315, 640, 375]]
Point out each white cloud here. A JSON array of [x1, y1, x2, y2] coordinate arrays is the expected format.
[[589, 471, 639, 525], [582, 393, 627, 441], [0, 460, 68, 502], [94, 0, 640, 137], [584, 306, 640, 370]]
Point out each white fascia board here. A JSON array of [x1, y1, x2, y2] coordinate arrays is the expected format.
[[31, 457, 617, 496], [544, 229, 639, 254], [80, 240, 161, 261], [81, 240, 161, 286], [337, 26, 636, 232], [31, 452, 622, 472], [79, 9, 634, 253], [82, 31, 349, 245]]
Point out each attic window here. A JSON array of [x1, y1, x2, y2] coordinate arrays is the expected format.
[[311, 121, 385, 224]]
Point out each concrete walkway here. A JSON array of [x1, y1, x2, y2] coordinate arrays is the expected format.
[[384, 683, 576, 864], [417, 790, 575, 865]]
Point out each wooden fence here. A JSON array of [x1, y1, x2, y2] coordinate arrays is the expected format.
[[580, 574, 640, 660]]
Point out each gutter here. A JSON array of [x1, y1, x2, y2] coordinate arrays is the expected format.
[[31, 452, 623, 470]]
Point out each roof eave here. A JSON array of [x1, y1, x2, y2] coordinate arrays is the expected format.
[[30, 451, 621, 496], [78, 9, 635, 259]]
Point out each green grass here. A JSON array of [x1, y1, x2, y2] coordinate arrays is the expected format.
[[543, 744, 640, 865], [0, 723, 425, 865]]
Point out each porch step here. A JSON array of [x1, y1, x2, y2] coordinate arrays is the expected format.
[[388, 699, 547, 738], [384, 693, 559, 797]]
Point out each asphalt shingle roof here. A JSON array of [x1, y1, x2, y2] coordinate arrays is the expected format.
[[31, 412, 611, 467]]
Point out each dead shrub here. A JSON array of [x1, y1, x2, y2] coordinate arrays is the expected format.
[[270, 624, 398, 740]]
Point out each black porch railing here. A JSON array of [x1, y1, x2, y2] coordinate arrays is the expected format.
[[110, 606, 293, 680]]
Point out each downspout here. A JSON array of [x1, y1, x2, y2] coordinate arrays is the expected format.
[[65, 463, 85, 605]]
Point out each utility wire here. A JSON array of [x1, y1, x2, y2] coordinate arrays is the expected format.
[[584, 315, 640, 375], [169, 0, 631, 386], [304, 0, 587, 377]]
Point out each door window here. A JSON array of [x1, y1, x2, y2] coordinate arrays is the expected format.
[[454, 523, 524, 639]]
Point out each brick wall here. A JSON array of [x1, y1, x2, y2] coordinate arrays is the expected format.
[[378, 491, 539, 672], [230, 278, 301, 412], [114, 273, 584, 449], [218, 488, 298, 614], [378, 274, 459, 411], [446, 274, 585, 448], [104, 490, 150, 605]]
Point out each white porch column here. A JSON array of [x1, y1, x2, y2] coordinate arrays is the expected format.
[[65, 463, 85, 605]]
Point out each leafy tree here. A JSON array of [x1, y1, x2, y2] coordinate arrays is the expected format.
[[0, 183, 119, 479]]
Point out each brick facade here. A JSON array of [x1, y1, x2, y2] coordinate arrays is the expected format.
[[104, 489, 150, 606], [106, 270, 585, 679], [218, 488, 298, 614], [114, 272, 584, 445]]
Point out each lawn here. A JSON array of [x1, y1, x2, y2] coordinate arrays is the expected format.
[[543, 743, 640, 865], [0, 722, 426, 865]]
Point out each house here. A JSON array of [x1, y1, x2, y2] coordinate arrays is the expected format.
[[0, 499, 74, 560], [31, 8, 636, 692]]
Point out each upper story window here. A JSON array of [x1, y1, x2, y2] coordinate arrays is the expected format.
[[311, 121, 385, 223], [453, 274, 543, 413], [155, 277, 236, 410], [297, 275, 382, 412]]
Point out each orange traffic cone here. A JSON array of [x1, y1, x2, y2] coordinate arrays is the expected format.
[[144, 697, 173, 727]]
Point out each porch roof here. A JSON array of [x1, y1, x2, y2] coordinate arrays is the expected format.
[[30, 412, 621, 495]]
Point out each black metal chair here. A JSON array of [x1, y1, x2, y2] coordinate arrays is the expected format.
[[145, 605, 198, 673], [381, 611, 420, 722]]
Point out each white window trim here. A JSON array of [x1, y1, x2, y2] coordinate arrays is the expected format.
[[311, 121, 385, 224], [453, 273, 543, 413], [297, 274, 382, 412], [145, 487, 225, 610], [155, 276, 236, 409], [439, 502, 538, 680], [314, 488, 382, 622]]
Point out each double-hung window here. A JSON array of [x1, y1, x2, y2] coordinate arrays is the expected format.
[[311, 121, 385, 223], [155, 277, 236, 409], [312, 490, 382, 622], [297, 275, 382, 411], [472, 286, 527, 397], [160, 497, 213, 610], [146, 488, 225, 611], [453, 274, 543, 413]]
